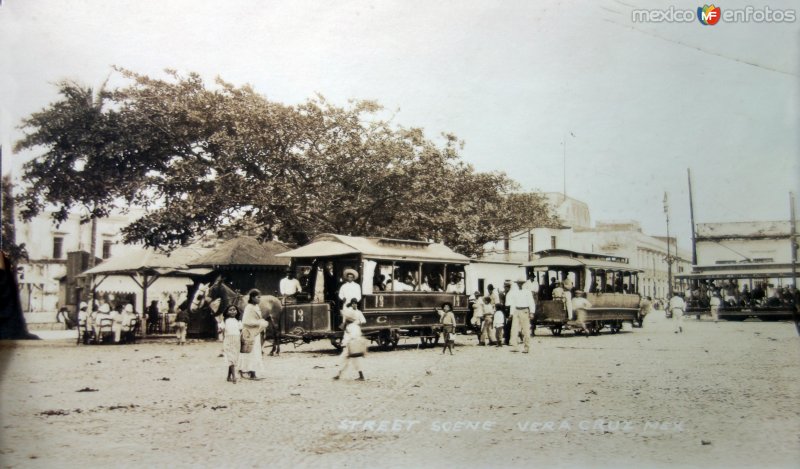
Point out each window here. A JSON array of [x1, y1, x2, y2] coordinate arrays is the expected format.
[[102, 240, 113, 259], [550, 236, 557, 250], [503, 236, 510, 252], [52, 236, 64, 259]]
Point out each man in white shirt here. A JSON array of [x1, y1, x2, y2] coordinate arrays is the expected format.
[[338, 269, 362, 305], [390, 273, 413, 292], [506, 278, 536, 353], [571, 291, 593, 336], [669, 293, 687, 333], [279, 270, 303, 301]]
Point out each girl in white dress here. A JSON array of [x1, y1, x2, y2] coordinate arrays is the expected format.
[[222, 305, 241, 383]]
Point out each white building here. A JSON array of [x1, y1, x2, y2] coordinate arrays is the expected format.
[[15, 208, 144, 312], [480, 193, 690, 300]]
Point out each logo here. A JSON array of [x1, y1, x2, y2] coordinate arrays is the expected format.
[[698, 4, 722, 25]]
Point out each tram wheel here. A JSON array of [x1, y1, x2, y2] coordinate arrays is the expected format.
[[550, 325, 563, 336], [610, 322, 621, 334]]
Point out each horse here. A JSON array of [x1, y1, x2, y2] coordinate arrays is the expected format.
[[191, 276, 285, 355]]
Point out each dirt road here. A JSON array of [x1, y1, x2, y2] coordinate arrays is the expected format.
[[1, 312, 798, 468]]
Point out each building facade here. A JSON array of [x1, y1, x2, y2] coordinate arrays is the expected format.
[[480, 193, 690, 300], [15, 209, 144, 312]]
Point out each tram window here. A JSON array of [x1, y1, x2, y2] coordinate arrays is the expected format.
[[445, 264, 466, 294], [392, 262, 419, 291], [371, 262, 393, 291], [422, 264, 445, 292]]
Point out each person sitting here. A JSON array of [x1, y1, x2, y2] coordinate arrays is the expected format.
[[390, 274, 413, 292], [93, 302, 112, 343], [120, 304, 139, 343], [373, 274, 386, 292], [571, 291, 593, 336], [419, 276, 433, 292], [445, 275, 463, 294]]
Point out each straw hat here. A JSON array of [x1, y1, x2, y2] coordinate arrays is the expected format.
[[79, 302, 88, 309], [343, 268, 359, 281]]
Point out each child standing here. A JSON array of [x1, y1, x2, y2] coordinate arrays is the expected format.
[[493, 303, 505, 348], [440, 302, 456, 355], [222, 305, 241, 383]]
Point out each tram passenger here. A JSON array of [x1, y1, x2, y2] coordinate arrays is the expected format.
[[323, 261, 338, 303], [279, 269, 302, 303], [390, 273, 413, 292], [420, 276, 433, 292], [338, 269, 362, 305]]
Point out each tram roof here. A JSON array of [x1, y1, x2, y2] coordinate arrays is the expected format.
[[276, 233, 470, 264], [676, 263, 798, 280], [523, 255, 643, 272]]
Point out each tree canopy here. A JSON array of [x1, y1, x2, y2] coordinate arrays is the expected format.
[[14, 69, 559, 256]]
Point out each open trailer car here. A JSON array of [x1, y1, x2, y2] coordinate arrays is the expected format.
[[676, 264, 797, 321], [274, 234, 470, 349], [523, 249, 644, 336]]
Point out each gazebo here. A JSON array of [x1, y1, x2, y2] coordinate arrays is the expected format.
[[81, 245, 212, 334]]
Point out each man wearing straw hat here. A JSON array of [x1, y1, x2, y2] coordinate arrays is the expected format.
[[338, 268, 362, 305], [506, 277, 536, 353]]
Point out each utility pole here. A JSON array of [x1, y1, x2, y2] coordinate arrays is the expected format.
[[664, 192, 674, 298], [791, 192, 797, 290], [687, 168, 697, 266]]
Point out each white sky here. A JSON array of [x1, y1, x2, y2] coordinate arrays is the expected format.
[[1, 0, 798, 251]]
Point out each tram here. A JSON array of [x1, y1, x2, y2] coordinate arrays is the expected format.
[[523, 249, 644, 335], [274, 234, 471, 349], [676, 264, 797, 321]]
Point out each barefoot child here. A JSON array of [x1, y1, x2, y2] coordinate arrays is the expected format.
[[222, 305, 241, 383], [439, 302, 456, 355]]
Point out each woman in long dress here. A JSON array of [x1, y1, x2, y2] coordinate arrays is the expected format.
[[238, 289, 269, 379]]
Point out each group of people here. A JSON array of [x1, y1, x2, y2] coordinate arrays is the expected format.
[[685, 280, 798, 310], [220, 289, 274, 383], [468, 276, 601, 349], [74, 296, 189, 345], [76, 300, 140, 344]]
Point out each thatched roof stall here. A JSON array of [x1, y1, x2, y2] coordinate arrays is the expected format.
[[189, 237, 292, 297]]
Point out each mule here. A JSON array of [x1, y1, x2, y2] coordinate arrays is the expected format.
[[191, 277, 285, 355]]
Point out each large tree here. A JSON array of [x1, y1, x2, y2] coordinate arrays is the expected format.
[[15, 69, 558, 256], [1, 175, 28, 265]]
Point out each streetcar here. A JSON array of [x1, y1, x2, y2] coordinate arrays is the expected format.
[[274, 234, 471, 349], [523, 249, 644, 335], [676, 264, 797, 321]]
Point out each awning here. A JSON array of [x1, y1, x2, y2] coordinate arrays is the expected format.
[[276, 240, 364, 258]]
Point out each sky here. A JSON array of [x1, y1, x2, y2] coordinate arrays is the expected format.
[[1, 0, 798, 252]]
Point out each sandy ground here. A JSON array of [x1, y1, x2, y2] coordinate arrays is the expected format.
[[1, 311, 799, 469]]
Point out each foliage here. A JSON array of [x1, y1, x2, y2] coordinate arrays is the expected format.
[[1, 175, 28, 265], [14, 69, 558, 256]]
